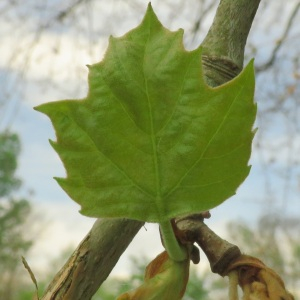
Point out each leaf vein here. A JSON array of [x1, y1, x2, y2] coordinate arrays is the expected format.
[[165, 85, 246, 197], [62, 110, 155, 200]]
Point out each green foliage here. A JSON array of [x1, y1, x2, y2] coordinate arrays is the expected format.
[[0, 132, 21, 197], [35, 4, 256, 224], [0, 199, 32, 264], [0, 199, 33, 299], [0, 133, 32, 270], [0, 132, 33, 300], [184, 268, 209, 300]]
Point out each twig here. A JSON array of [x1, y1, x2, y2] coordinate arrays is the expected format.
[[56, 0, 90, 21], [22, 256, 39, 300], [175, 215, 241, 276], [256, 2, 300, 72]]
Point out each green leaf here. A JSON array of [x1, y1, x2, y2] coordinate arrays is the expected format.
[[35, 4, 256, 223]]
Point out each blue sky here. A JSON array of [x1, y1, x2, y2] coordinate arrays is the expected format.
[[1, 0, 299, 280]]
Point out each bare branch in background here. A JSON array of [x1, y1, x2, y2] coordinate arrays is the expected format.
[[56, 0, 90, 22], [190, 0, 218, 42], [256, 2, 300, 72]]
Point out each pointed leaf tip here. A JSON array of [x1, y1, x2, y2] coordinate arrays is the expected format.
[[37, 4, 256, 223]]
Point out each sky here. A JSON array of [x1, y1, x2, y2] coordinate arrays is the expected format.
[[0, 0, 299, 286]]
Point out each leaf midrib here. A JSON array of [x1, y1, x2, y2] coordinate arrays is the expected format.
[[143, 20, 163, 217]]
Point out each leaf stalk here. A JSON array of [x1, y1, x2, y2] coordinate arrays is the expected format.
[[159, 220, 188, 262]]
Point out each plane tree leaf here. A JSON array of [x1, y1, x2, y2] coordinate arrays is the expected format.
[[35, 4, 256, 223]]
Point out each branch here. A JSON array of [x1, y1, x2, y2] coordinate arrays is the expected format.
[[191, 0, 218, 43], [175, 215, 241, 276], [41, 219, 143, 300], [56, 0, 90, 22], [41, 0, 261, 298], [201, 0, 261, 86]]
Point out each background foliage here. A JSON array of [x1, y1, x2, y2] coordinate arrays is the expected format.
[[0, 132, 33, 300]]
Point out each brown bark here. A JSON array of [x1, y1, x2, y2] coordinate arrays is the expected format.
[[41, 219, 143, 300], [175, 215, 241, 276]]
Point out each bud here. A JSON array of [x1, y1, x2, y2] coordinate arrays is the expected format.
[[117, 251, 189, 300]]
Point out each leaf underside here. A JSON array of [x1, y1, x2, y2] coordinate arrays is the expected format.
[[35, 4, 256, 223]]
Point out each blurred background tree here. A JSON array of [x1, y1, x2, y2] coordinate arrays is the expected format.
[[0, 132, 33, 300]]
